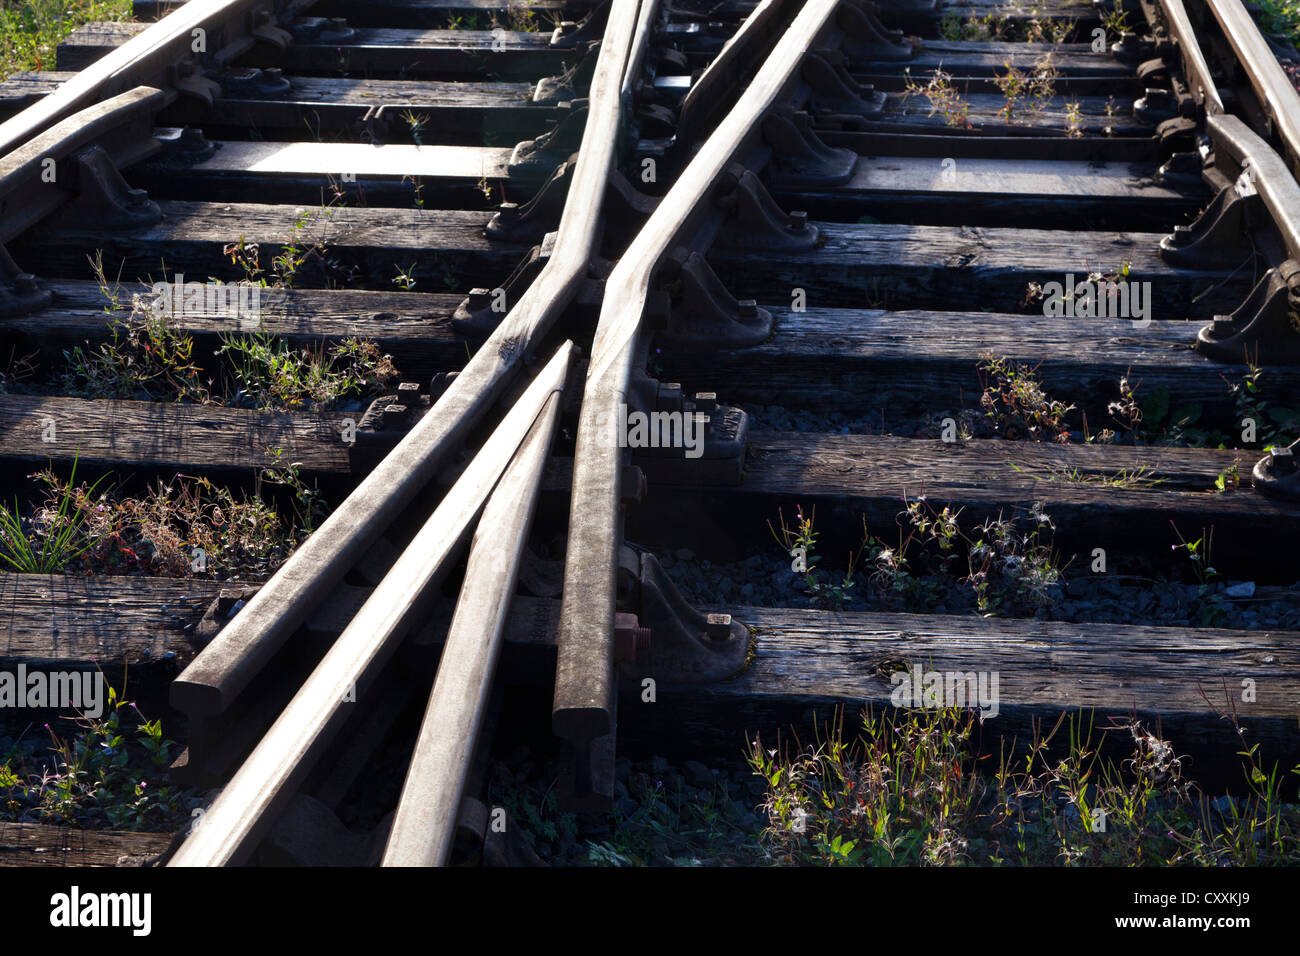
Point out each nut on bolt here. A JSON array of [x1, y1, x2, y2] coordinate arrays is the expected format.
[[467, 288, 491, 310], [788, 210, 809, 232], [738, 299, 758, 319], [704, 613, 732, 642], [657, 382, 683, 412], [614, 612, 652, 663]]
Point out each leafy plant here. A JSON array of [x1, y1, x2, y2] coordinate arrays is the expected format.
[[0, 672, 193, 831], [217, 332, 397, 410], [0, 456, 108, 573]]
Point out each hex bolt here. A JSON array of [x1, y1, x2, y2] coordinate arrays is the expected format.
[[397, 381, 422, 399], [614, 612, 652, 662], [497, 202, 521, 221], [657, 382, 683, 412], [704, 613, 732, 642], [558, 19, 578, 34], [620, 465, 647, 506], [738, 299, 758, 319], [467, 288, 491, 310], [693, 391, 717, 413], [788, 210, 809, 232], [13, 274, 39, 294], [380, 403, 408, 428]]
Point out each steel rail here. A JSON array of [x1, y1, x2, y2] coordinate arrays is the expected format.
[[1207, 112, 1300, 260], [0, 0, 311, 161], [170, 0, 644, 719], [1204, 0, 1300, 167], [380, 382, 564, 867], [168, 342, 575, 867], [1157, 0, 1226, 115], [553, 0, 848, 751]]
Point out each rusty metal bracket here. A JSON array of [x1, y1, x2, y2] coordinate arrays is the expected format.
[[762, 109, 858, 187], [0, 243, 52, 318], [452, 236, 553, 337], [1195, 258, 1300, 363], [508, 100, 589, 183], [616, 546, 750, 684], [1159, 174, 1265, 268], [52, 144, 162, 231], [650, 247, 772, 350], [803, 50, 886, 119], [713, 164, 820, 252], [837, 0, 912, 61]]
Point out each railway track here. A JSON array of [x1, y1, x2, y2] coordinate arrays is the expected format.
[[0, 0, 1299, 869]]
